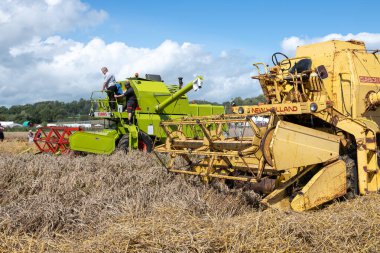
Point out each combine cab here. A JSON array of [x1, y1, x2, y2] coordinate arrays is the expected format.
[[68, 75, 224, 154], [155, 40, 380, 211]]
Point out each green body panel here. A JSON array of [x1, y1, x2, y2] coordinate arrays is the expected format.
[[118, 78, 192, 115], [69, 76, 225, 154], [70, 129, 118, 155], [189, 104, 225, 116]]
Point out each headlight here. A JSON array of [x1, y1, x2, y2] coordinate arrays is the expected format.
[[310, 103, 318, 112], [238, 107, 244, 114]]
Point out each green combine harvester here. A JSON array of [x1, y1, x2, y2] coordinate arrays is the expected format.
[[68, 74, 224, 154]]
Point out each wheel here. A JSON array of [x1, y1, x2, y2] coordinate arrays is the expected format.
[[117, 134, 129, 153], [138, 131, 153, 152], [68, 150, 87, 156], [341, 155, 358, 199], [117, 132, 153, 153], [271, 52, 292, 70]]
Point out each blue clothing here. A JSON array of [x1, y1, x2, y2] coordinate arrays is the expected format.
[[115, 83, 123, 95]]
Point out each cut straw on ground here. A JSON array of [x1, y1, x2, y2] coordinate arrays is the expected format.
[[0, 139, 379, 252]]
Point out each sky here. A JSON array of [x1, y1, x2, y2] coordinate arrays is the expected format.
[[1, 0, 380, 106]]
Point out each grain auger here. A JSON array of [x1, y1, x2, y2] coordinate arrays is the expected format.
[[155, 40, 380, 211]]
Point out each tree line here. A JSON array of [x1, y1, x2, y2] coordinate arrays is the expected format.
[[0, 95, 266, 124], [222, 94, 266, 113], [0, 99, 91, 125]]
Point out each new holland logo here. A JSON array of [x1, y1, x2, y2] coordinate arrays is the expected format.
[[246, 105, 300, 114]]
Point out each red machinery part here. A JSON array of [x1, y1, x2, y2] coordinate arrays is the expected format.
[[33, 126, 83, 154]]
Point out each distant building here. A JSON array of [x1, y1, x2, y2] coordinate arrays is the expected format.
[[0, 121, 14, 127], [63, 123, 92, 128], [0, 121, 23, 128], [46, 123, 92, 128]]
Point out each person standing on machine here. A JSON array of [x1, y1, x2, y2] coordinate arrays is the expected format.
[[114, 81, 137, 124], [101, 67, 117, 110]]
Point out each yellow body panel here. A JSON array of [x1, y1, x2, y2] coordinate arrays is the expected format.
[[291, 160, 346, 211], [271, 121, 340, 170], [296, 40, 380, 124]]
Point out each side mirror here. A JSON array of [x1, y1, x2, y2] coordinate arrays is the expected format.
[[316, 65, 328, 79]]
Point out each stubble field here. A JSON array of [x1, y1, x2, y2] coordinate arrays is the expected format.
[[0, 135, 379, 252]]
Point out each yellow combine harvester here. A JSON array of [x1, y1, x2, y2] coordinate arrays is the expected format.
[[155, 40, 380, 211]]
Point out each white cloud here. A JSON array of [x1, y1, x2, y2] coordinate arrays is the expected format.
[[0, 9, 11, 24], [45, 0, 62, 6], [281, 32, 380, 55], [281, 36, 306, 55], [0, 0, 262, 107], [0, 0, 108, 106], [9, 36, 78, 58], [0, 0, 107, 49], [2, 0, 380, 111], [3, 37, 256, 106]]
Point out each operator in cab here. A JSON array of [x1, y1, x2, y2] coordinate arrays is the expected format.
[[114, 81, 137, 124]]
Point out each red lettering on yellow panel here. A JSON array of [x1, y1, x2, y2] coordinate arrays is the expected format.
[[359, 76, 380, 84]]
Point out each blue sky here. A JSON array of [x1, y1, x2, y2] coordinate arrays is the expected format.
[[0, 0, 380, 106], [73, 0, 380, 55]]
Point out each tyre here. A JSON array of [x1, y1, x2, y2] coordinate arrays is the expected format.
[[341, 155, 358, 199], [138, 131, 153, 152], [117, 132, 153, 153], [117, 134, 129, 153]]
